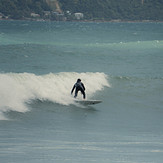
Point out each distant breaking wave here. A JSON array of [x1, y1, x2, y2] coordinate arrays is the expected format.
[[0, 72, 109, 120], [86, 40, 163, 49]]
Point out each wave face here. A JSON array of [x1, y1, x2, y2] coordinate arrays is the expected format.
[[0, 72, 109, 119]]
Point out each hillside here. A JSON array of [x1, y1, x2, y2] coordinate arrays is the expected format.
[[58, 0, 163, 21], [46, 0, 62, 13], [0, 0, 163, 21], [0, 0, 50, 19]]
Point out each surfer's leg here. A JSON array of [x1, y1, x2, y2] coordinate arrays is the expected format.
[[81, 89, 86, 99], [74, 89, 78, 98]]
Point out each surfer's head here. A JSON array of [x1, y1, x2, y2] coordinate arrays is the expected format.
[[77, 79, 81, 82]]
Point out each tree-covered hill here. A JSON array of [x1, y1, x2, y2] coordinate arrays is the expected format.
[[0, 0, 163, 21], [58, 0, 163, 21], [0, 0, 50, 19]]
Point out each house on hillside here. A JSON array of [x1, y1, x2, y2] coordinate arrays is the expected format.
[[44, 11, 51, 16], [31, 13, 40, 18], [74, 13, 84, 20]]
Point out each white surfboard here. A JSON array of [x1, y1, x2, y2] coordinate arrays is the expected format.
[[75, 100, 102, 105]]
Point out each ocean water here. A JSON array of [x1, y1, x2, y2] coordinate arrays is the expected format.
[[0, 20, 163, 163]]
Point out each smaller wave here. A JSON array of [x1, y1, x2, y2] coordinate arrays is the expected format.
[[0, 72, 109, 120], [113, 75, 163, 81], [86, 40, 163, 49]]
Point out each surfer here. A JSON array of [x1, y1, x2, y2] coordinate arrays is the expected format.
[[71, 79, 86, 99]]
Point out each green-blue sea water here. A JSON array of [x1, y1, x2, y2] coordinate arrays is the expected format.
[[0, 20, 163, 163]]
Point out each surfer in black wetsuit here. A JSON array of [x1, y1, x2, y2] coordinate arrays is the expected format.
[[71, 79, 86, 99]]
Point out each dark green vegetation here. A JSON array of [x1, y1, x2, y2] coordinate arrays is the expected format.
[[59, 0, 163, 21], [0, 0, 163, 21], [0, 0, 50, 19]]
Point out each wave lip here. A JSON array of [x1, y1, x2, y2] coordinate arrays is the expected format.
[[0, 72, 109, 120]]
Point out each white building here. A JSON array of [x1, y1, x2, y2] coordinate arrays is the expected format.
[[31, 13, 40, 18], [74, 13, 84, 20]]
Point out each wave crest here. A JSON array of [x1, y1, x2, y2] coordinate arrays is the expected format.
[[0, 72, 109, 120]]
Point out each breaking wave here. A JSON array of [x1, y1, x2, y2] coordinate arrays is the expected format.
[[0, 72, 109, 120]]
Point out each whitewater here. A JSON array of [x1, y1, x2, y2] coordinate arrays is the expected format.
[[0, 72, 109, 119]]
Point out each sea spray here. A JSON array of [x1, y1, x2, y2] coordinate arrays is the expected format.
[[0, 72, 109, 120]]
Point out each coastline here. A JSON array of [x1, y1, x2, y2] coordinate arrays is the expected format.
[[0, 17, 163, 23]]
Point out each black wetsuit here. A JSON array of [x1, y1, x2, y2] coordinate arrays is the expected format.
[[71, 81, 86, 99]]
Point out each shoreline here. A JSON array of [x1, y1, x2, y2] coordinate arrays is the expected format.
[[0, 18, 163, 23]]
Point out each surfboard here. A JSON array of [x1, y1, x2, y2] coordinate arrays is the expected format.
[[75, 100, 102, 105]]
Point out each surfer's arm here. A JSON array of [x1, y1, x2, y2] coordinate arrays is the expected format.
[[81, 83, 85, 91], [71, 85, 75, 94]]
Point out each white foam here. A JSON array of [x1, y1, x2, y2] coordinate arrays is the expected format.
[[0, 72, 109, 120]]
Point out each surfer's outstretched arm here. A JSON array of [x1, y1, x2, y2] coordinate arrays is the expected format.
[[71, 85, 75, 94], [81, 83, 85, 91]]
